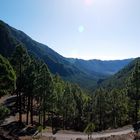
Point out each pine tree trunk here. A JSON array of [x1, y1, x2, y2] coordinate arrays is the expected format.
[[19, 62, 22, 123], [51, 112, 54, 134], [19, 92, 22, 123], [62, 113, 65, 130], [99, 106, 102, 130], [135, 99, 138, 124], [16, 90, 19, 119], [30, 96, 33, 125], [26, 96, 30, 125], [38, 98, 41, 125], [39, 109, 41, 124], [43, 109, 46, 128], [65, 108, 68, 129]]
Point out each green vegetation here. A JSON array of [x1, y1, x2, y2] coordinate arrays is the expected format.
[[1, 43, 138, 132], [0, 54, 16, 96], [101, 58, 140, 90], [0, 20, 140, 134], [0, 105, 10, 124], [7, 45, 92, 131], [84, 123, 95, 140], [127, 60, 140, 124], [0, 54, 15, 124], [89, 88, 129, 130]]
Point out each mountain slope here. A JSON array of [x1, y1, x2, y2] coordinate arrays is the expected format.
[[0, 20, 82, 77], [0, 20, 97, 90], [0, 20, 134, 90], [101, 57, 140, 89], [68, 58, 132, 76]]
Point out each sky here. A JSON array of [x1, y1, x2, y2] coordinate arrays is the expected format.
[[0, 0, 140, 60]]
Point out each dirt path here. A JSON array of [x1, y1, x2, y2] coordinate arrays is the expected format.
[[0, 95, 18, 125], [42, 127, 134, 140], [0, 95, 9, 104]]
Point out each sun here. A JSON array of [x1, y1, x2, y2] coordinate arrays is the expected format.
[[84, 0, 93, 6]]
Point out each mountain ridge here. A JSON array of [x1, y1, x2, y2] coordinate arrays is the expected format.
[[67, 58, 133, 76], [0, 20, 134, 90]]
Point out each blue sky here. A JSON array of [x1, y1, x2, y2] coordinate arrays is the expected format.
[[0, 0, 140, 60]]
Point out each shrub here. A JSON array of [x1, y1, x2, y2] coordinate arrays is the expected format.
[[0, 105, 10, 124]]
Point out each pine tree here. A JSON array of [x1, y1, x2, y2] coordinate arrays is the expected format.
[[84, 122, 95, 140], [128, 60, 140, 124], [36, 63, 54, 128], [0, 54, 16, 96], [23, 56, 36, 125], [11, 44, 30, 123], [94, 88, 107, 130]]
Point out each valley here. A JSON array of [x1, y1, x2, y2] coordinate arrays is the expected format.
[[0, 20, 133, 91], [0, 20, 140, 140]]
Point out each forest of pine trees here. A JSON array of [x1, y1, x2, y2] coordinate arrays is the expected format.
[[0, 44, 140, 132]]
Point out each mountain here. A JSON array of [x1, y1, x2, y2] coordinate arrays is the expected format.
[[101, 57, 140, 89], [0, 20, 134, 90], [0, 20, 97, 89], [0, 20, 81, 77], [68, 58, 133, 76]]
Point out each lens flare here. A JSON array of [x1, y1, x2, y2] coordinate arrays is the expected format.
[[78, 25, 85, 33]]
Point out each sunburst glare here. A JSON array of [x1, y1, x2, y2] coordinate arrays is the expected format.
[[78, 25, 85, 33]]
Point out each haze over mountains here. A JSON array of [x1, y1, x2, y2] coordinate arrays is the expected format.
[[68, 58, 133, 75], [0, 20, 134, 90]]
